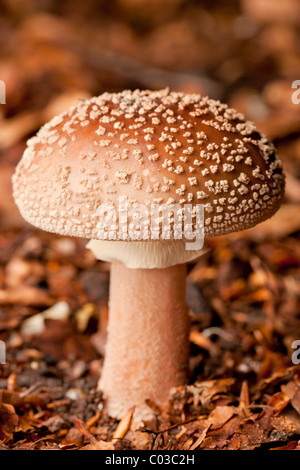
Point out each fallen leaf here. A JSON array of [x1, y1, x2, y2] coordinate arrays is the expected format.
[[0, 403, 19, 439], [208, 406, 235, 429], [190, 424, 211, 450], [80, 440, 115, 450], [112, 407, 135, 442], [267, 392, 290, 415]]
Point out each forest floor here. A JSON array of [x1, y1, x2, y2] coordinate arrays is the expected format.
[[0, 0, 300, 450]]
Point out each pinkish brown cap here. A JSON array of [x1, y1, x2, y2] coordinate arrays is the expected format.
[[12, 88, 285, 244]]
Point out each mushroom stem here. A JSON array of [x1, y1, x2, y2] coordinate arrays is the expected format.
[[99, 260, 190, 423]]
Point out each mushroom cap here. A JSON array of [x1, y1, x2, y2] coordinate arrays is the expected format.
[[12, 89, 285, 241]]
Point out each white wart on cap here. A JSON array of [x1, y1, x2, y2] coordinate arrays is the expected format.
[[12, 88, 285, 241]]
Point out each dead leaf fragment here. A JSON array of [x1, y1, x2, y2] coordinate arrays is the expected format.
[[112, 407, 135, 442], [267, 392, 290, 415], [190, 425, 211, 450], [208, 406, 235, 430]]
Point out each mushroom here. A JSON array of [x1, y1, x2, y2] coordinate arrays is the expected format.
[[12, 89, 285, 424]]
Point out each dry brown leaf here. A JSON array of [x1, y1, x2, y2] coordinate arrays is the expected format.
[[239, 381, 250, 408], [208, 406, 235, 429], [62, 427, 84, 447], [86, 410, 101, 428], [189, 425, 211, 450], [281, 381, 300, 414], [267, 392, 290, 415], [270, 441, 298, 450], [112, 407, 134, 442], [0, 286, 53, 306], [0, 403, 19, 438], [189, 330, 219, 356], [74, 415, 114, 450], [80, 440, 115, 450]]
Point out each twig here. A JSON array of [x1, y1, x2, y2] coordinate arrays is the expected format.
[[27, 436, 56, 450], [19, 381, 42, 398]]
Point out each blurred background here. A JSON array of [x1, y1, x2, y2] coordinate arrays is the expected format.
[[1, 0, 300, 228], [0, 0, 300, 447]]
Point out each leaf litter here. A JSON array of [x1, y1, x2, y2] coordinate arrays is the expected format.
[[0, 0, 300, 451]]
